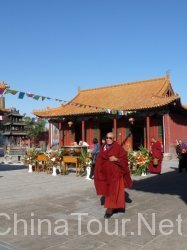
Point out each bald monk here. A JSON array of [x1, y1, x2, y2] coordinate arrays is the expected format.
[[94, 132, 132, 218]]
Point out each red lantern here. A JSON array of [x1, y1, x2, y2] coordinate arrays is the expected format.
[[67, 121, 73, 127], [128, 117, 135, 125]]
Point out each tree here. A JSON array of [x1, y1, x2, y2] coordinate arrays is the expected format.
[[23, 116, 47, 142]]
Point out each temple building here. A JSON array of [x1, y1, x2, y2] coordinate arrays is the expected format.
[[0, 83, 10, 146], [33, 74, 187, 157], [2, 107, 28, 146], [0, 83, 29, 147]]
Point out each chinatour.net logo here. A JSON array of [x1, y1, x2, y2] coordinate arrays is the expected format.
[[0, 212, 183, 236]]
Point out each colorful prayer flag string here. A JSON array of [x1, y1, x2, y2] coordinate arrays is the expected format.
[[3, 86, 127, 115]]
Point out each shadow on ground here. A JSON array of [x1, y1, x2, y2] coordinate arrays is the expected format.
[[132, 168, 187, 204], [0, 164, 27, 171]]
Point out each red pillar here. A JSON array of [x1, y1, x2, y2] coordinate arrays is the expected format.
[[121, 125, 125, 145], [66, 128, 71, 145], [82, 120, 85, 141], [113, 118, 117, 140], [146, 116, 150, 150], [48, 121, 52, 149], [59, 121, 62, 147], [163, 113, 170, 153]]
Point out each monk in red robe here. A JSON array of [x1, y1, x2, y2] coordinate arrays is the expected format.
[[94, 132, 132, 218], [148, 137, 163, 174]]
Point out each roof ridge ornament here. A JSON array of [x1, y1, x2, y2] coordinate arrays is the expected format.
[[165, 72, 170, 81]]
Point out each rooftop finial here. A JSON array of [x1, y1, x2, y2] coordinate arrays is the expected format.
[[165, 71, 170, 80]]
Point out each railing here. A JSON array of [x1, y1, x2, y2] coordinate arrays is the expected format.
[[3, 119, 25, 124], [3, 130, 28, 135]]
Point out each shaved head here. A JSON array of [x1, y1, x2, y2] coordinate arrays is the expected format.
[[106, 132, 115, 145]]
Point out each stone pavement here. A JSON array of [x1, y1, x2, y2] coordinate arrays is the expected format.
[[0, 160, 186, 250]]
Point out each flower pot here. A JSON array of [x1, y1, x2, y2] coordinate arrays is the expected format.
[[141, 171, 147, 176], [52, 166, 57, 176], [28, 164, 33, 173], [85, 166, 91, 180]]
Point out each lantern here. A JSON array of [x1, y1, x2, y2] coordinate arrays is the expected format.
[[128, 117, 135, 125], [67, 121, 73, 127]]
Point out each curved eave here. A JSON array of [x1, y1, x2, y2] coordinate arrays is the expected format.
[[33, 108, 105, 118], [122, 95, 179, 111], [33, 95, 179, 118], [181, 104, 187, 110]]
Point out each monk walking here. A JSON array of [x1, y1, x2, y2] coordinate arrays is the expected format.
[[94, 132, 132, 218]]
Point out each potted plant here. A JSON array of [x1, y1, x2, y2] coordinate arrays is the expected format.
[[78, 148, 92, 175], [25, 147, 39, 172], [128, 145, 152, 176]]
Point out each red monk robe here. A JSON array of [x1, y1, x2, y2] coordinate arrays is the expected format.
[[148, 139, 163, 174], [94, 141, 132, 209]]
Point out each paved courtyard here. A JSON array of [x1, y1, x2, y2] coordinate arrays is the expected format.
[[0, 160, 187, 250]]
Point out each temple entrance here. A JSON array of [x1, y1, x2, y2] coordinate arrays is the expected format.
[[131, 121, 145, 150], [100, 120, 113, 142], [74, 122, 82, 144]]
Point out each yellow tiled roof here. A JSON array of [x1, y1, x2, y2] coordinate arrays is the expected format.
[[182, 105, 187, 109], [33, 75, 179, 118]]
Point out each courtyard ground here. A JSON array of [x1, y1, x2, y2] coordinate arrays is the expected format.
[[0, 160, 186, 250]]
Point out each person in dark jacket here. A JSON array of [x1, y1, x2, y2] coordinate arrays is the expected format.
[[89, 138, 100, 179], [176, 139, 187, 173]]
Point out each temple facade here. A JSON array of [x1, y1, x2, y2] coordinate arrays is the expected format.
[[34, 74, 187, 157], [2, 108, 28, 146], [0, 83, 11, 146]]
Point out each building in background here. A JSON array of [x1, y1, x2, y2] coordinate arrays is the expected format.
[[0, 83, 10, 146], [34, 74, 187, 158], [0, 83, 29, 147], [2, 107, 29, 146]]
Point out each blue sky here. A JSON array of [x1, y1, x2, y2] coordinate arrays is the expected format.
[[0, 0, 187, 116]]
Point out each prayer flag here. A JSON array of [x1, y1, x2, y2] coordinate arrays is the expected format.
[[26, 93, 34, 97], [18, 92, 25, 99], [33, 95, 40, 100], [4, 89, 18, 95], [0, 88, 5, 95]]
